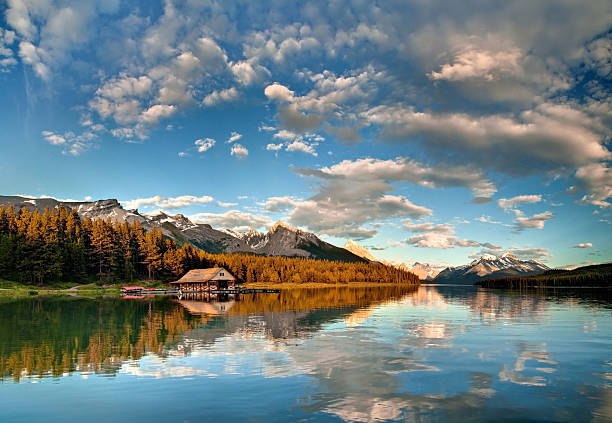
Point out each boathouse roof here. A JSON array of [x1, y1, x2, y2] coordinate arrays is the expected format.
[[171, 267, 236, 284]]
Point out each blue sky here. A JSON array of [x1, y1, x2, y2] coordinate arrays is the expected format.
[[0, 0, 610, 268]]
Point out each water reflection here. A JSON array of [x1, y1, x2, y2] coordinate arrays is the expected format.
[[0, 285, 610, 422]]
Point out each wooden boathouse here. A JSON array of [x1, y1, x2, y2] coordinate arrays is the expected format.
[[170, 267, 237, 292]]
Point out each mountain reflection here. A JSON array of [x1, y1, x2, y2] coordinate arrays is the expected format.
[[1, 285, 610, 422], [0, 285, 415, 382]]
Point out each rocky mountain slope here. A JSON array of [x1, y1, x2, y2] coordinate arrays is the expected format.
[[434, 253, 549, 285], [0, 196, 366, 263], [343, 240, 377, 262]]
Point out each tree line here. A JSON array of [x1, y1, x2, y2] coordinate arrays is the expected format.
[[0, 206, 419, 285], [476, 263, 612, 288]]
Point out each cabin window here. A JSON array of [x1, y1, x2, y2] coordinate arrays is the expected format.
[[220, 272, 224, 276]]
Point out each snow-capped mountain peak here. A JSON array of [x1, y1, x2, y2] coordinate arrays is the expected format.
[[435, 253, 549, 285]]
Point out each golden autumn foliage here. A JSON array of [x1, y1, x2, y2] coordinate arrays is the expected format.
[[0, 206, 418, 285]]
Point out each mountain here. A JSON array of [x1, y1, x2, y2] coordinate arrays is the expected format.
[[0, 196, 366, 263], [343, 240, 376, 262], [403, 262, 444, 280], [434, 253, 549, 285]]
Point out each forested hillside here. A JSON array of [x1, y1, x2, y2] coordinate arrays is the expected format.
[[0, 206, 418, 286], [476, 263, 612, 288]]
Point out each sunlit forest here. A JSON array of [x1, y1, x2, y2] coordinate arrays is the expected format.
[[0, 206, 418, 285]]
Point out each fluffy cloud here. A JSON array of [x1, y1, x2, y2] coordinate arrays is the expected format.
[[429, 47, 522, 81], [515, 211, 554, 230], [42, 130, 66, 146], [285, 140, 318, 156], [261, 196, 300, 213], [366, 104, 610, 174], [297, 157, 496, 198], [498, 195, 542, 210], [574, 163, 612, 208], [140, 104, 177, 125], [574, 243, 593, 248], [41, 130, 96, 156], [203, 87, 239, 107], [278, 156, 501, 239], [403, 221, 480, 249], [230, 143, 248, 159], [266, 143, 283, 151], [195, 138, 216, 152], [0, 28, 17, 71], [189, 210, 273, 230], [122, 195, 214, 210], [267, 132, 322, 157], [264, 83, 294, 102]]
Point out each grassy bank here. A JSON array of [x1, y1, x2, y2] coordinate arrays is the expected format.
[[0, 279, 169, 299], [0, 279, 420, 298]]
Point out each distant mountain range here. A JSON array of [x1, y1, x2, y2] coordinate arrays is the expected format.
[[343, 239, 445, 280], [434, 253, 549, 285], [401, 262, 445, 280], [0, 196, 366, 263]]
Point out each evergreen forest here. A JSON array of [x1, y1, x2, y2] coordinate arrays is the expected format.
[[0, 206, 419, 286]]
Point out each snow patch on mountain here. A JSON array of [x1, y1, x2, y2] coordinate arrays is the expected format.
[[434, 253, 549, 285]]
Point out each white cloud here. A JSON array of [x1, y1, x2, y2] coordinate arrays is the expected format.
[[227, 131, 242, 143], [262, 196, 300, 213], [281, 156, 501, 239], [429, 47, 522, 81], [217, 201, 238, 207], [297, 157, 496, 198], [515, 211, 554, 230], [285, 139, 318, 156], [574, 243, 593, 248], [189, 209, 273, 230], [0, 28, 17, 71], [403, 221, 480, 249], [231, 61, 257, 85], [41, 129, 97, 155], [264, 83, 295, 102], [266, 143, 283, 151], [203, 87, 239, 107], [122, 195, 214, 210], [498, 195, 542, 210], [140, 104, 177, 125], [42, 130, 65, 145], [111, 128, 136, 139], [273, 129, 299, 140], [230, 143, 248, 159], [574, 163, 612, 208], [386, 240, 405, 247], [96, 76, 153, 100], [366, 104, 610, 174], [195, 137, 216, 152]]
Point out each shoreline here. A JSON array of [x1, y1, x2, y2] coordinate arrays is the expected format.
[[0, 280, 420, 299], [242, 281, 420, 290]]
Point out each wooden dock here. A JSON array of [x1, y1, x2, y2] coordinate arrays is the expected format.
[[121, 287, 280, 296]]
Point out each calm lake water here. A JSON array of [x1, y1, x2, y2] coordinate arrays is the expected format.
[[1, 285, 611, 422]]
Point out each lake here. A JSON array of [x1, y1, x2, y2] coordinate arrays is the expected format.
[[1, 285, 611, 422]]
